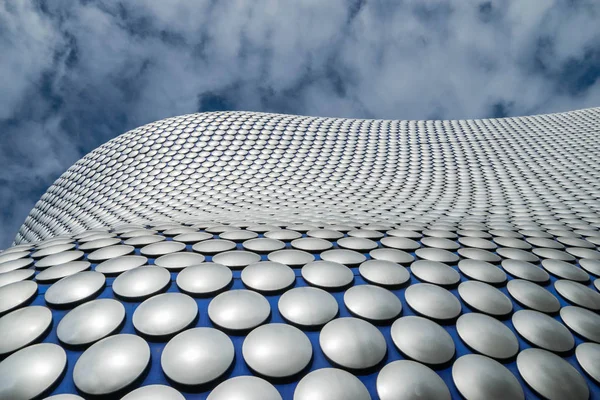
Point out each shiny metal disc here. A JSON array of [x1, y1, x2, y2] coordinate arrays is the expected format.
[[35, 250, 84, 269], [319, 317, 386, 369], [358, 259, 410, 287], [349, 228, 385, 239], [456, 313, 519, 359], [162, 228, 201, 237], [458, 248, 501, 263], [512, 309, 574, 352], [35, 260, 91, 283], [405, 283, 461, 320], [294, 368, 370, 400], [422, 237, 459, 250], [267, 249, 315, 267], [338, 237, 378, 251], [0, 257, 33, 274], [291, 238, 332, 252], [377, 360, 451, 400], [500, 259, 549, 283], [95, 255, 147, 275], [176, 263, 232, 295], [264, 230, 302, 241], [423, 229, 456, 239], [459, 236, 496, 250], [3, 246, 31, 258], [242, 323, 312, 378], [278, 286, 338, 327], [302, 261, 353, 290], [172, 232, 213, 244], [387, 229, 423, 239], [320, 249, 367, 266], [207, 376, 282, 400], [0, 251, 31, 265], [307, 229, 344, 240], [123, 235, 165, 247], [212, 251, 261, 269], [45, 271, 105, 306], [576, 342, 600, 383], [527, 237, 564, 249], [192, 239, 237, 254], [0, 305, 52, 355], [112, 266, 171, 299], [458, 259, 506, 284], [410, 260, 460, 286], [0, 343, 66, 400], [415, 248, 459, 263], [568, 247, 600, 260], [496, 247, 539, 263], [554, 279, 600, 310], [154, 252, 205, 271], [208, 289, 270, 331], [219, 230, 259, 242], [140, 241, 186, 257], [457, 280, 513, 316], [87, 245, 134, 262], [390, 316, 454, 365], [0, 268, 34, 287], [452, 354, 524, 400], [73, 334, 150, 395], [57, 298, 125, 346], [560, 305, 600, 343], [534, 248, 575, 261], [241, 261, 295, 293], [132, 292, 197, 337], [542, 259, 589, 282], [243, 238, 286, 253], [0, 280, 37, 315], [344, 284, 402, 321], [580, 258, 600, 276], [517, 348, 589, 400], [380, 236, 421, 251], [161, 327, 234, 386], [506, 279, 560, 313]]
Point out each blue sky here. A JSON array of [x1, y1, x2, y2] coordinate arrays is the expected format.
[[1, 0, 600, 248]]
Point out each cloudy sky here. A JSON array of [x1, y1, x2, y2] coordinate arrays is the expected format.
[[1, 0, 599, 248]]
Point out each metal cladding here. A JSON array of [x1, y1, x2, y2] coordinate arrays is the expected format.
[[0, 108, 600, 399]]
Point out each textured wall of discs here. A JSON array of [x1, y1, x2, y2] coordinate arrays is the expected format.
[[14, 108, 600, 246], [0, 108, 600, 399]]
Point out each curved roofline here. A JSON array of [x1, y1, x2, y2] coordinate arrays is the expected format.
[[179, 105, 600, 124]]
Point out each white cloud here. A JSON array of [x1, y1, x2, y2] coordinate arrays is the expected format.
[[1, 0, 599, 247], [0, 2, 64, 119]]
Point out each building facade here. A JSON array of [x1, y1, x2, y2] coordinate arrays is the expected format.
[[1, 108, 600, 399]]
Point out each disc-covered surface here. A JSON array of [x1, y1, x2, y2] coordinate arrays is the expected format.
[[2, 108, 600, 398]]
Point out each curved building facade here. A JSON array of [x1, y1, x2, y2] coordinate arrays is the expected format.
[[0, 108, 600, 399]]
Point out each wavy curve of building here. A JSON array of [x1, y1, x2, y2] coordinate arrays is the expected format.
[[16, 106, 600, 244], [0, 107, 599, 399]]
